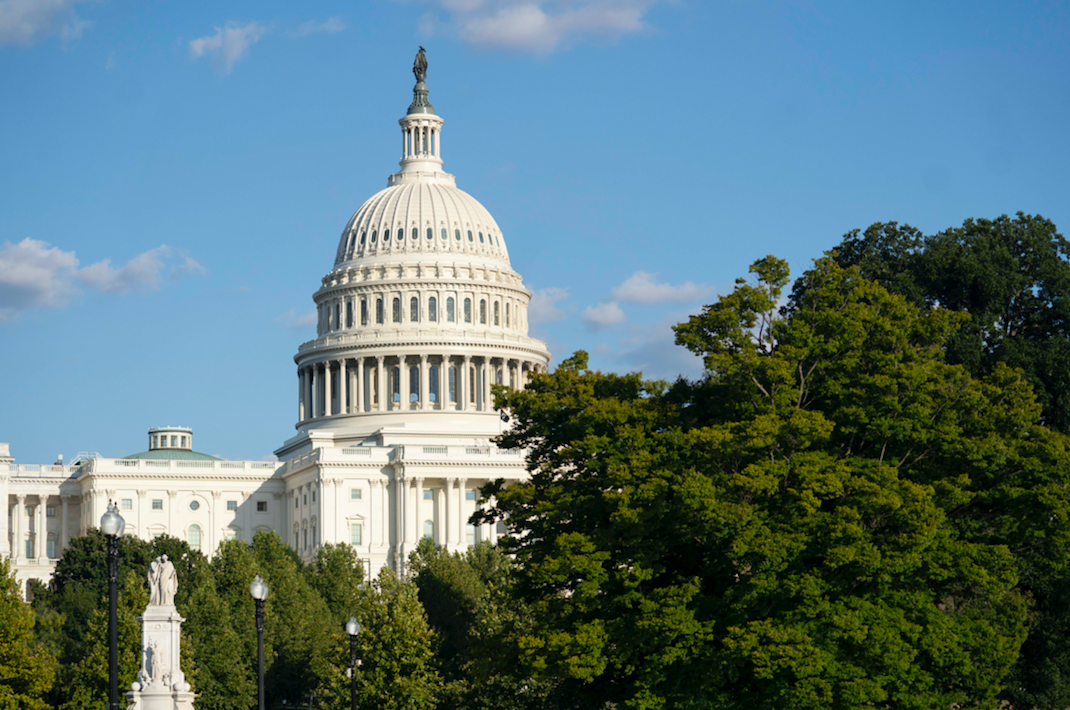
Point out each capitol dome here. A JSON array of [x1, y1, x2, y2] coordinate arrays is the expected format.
[[279, 55, 551, 453]]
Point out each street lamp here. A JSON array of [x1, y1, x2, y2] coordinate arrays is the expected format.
[[100, 501, 126, 710], [345, 617, 361, 710], [249, 575, 269, 710]]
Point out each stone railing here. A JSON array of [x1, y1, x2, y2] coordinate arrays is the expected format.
[[82, 459, 279, 474], [297, 327, 543, 353], [5, 464, 81, 478]]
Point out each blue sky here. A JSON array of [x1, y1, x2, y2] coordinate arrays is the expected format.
[[2, 0, 1068, 463]]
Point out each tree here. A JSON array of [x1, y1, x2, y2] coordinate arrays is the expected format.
[[183, 573, 256, 710], [487, 255, 1069, 709], [307, 543, 366, 626], [0, 558, 56, 710]]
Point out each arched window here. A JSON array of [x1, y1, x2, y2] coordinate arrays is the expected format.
[[410, 296, 419, 322], [346, 301, 353, 328], [478, 231, 484, 243], [441, 228, 447, 240], [448, 366, 457, 402], [505, 303, 510, 327], [334, 303, 341, 330], [376, 299, 384, 324], [410, 366, 420, 402], [496, 368, 503, 385], [391, 366, 400, 402], [429, 365, 439, 402], [467, 230, 474, 242], [447, 297, 455, 322], [479, 299, 486, 324], [423, 520, 434, 539], [470, 366, 476, 403], [412, 228, 418, 240], [189, 525, 202, 552], [360, 232, 366, 246], [371, 230, 377, 243], [454, 229, 461, 241], [384, 229, 390, 241], [429, 296, 437, 322], [494, 301, 500, 326], [397, 229, 404, 241], [361, 299, 368, 325], [426, 227, 433, 239], [464, 298, 472, 323], [392, 298, 401, 323]]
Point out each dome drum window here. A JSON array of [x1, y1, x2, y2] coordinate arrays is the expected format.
[[454, 229, 461, 241], [426, 227, 433, 239], [478, 232, 484, 243], [429, 296, 437, 321], [412, 228, 418, 240], [464, 298, 472, 323], [410, 296, 419, 322], [447, 297, 455, 322], [440, 228, 447, 240], [392, 298, 402, 323], [467, 230, 473, 242]]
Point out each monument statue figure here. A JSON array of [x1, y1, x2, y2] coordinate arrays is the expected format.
[[148, 555, 178, 607], [413, 46, 427, 82], [146, 639, 160, 681]]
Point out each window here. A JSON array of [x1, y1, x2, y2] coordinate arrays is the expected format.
[[351, 523, 363, 546], [448, 366, 457, 402], [24, 506, 32, 517], [429, 366, 439, 402], [392, 297, 401, 323], [466, 490, 477, 501], [447, 297, 455, 322], [423, 490, 433, 501], [225, 529, 237, 541], [312, 523, 317, 546], [227, 500, 237, 511], [47, 506, 56, 517], [293, 529, 299, 547], [346, 301, 353, 328], [361, 299, 368, 325], [181, 436, 187, 447], [25, 540, 33, 559], [408, 366, 419, 402], [392, 366, 401, 402], [376, 299, 384, 324], [397, 229, 404, 241], [335, 303, 341, 330], [467, 230, 473, 242], [470, 367, 476, 402], [466, 524, 476, 546], [371, 230, 377, 243], [257, 501, 267, 512], [171, 436, 177, 446], [479, 231, 484, 243], [424, 520, 434, 539], [506, 303, 510, 327], [295, 497, 299, 509], [312, 489, 316, 503], [189, 525, 202, 552], [47, 539, 56, 559], [152, 499, 163, 510], [384, 229, 390, 241], [429, 296, 437, 322], [190, 500, 200, 511], [441, 228, 447, 240], [454, 229, 461, 241], [120, 499, 132, 510], [410, 296, 419, 322], [360, 232, 366, 246], [426, 227, 432, 239], [464, 298, 472, 323], [303, 494, 308, 506], [351, 489, 362, 500], [480, 299, 486, 324], [497, 368, 503, 385], [494, 302, 500, 325], [152, 436, 158, 448], [303, 528, 309, 549]]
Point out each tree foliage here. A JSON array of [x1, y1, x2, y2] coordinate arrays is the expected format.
[[0, 559, 55, 710]]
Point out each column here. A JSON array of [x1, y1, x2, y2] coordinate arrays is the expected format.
[[395, 475, 407, 548], [14, 494, 25, 562], [484, 358, 493, 411], [0, 475, 8, 558], [420, 356, 430, 411], [437, 356, 446, 410], [414, 478, 424, 542], [36, 497, 45, 562], [376, 356, 386, 412], [462, 356, 471, 411], [402, 129, 407, 158], [399, 355, 410, 410], [60, 495, 70, 550], [339, 359, 348, 414], [324, 362, 333, 416], [311, 365, 320, 420], [298, 368, 306, 421], [445, 478, 456, 546], [211, 491, 221, 557], [456, 479, 467, 547], [354, 357, 364, 414]]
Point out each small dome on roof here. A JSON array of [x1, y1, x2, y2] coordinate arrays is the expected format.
[[121, 426, 221, 461]]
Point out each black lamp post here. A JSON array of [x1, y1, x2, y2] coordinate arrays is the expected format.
[[250, 575, 269, 710], [345, 617, 361, 710], [100, 501, 126, 710]]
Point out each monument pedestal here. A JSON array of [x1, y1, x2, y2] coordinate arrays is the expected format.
[[125, 605, 195, 710]]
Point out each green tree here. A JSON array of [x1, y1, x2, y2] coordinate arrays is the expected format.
[[307, 543, 366, 625], [0, 558, 56, 710], [183, 572, 256, 710], [488, 255, 1067, 709]]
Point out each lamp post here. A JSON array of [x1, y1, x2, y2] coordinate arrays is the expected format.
[[249, 575, 269, 710], [100, 501, 126, 710], [345, 617, 361, 710]]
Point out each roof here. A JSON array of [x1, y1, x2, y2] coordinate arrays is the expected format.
[[121, 449, 221, 461]]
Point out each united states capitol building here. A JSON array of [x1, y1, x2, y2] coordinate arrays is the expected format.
[[1, 55, 551, 596]]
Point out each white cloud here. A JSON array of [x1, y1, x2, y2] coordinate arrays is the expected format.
[[611, 270, 714, 304], [528, 286, 569, 324], [294, 16, 345, 37], [0, 239, 202, 323], [0, 0, 91, 46], [421, 0, 658, 53], [582, 301, 626, 331], [275, 309, 317, 330], [189, 21, 267, 76]]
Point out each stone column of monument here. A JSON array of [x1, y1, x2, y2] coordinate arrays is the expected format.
[[125, 554, 195, 710]]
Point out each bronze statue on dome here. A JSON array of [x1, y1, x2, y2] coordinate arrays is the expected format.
[[413, 46, 428, 82]]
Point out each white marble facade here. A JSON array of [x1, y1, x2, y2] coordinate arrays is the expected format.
[[3, 68, 550, 598]]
